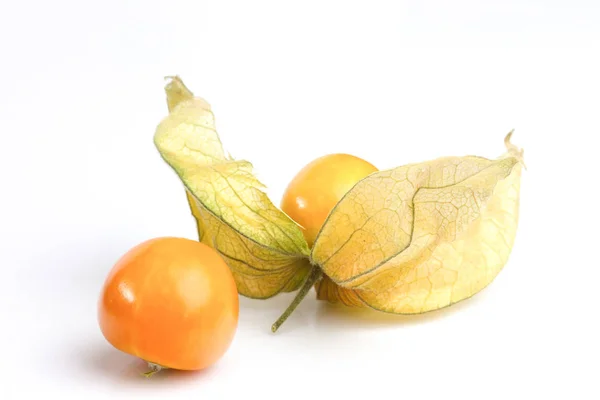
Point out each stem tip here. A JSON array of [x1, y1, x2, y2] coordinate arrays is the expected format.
[[271, 267, 322, 333]]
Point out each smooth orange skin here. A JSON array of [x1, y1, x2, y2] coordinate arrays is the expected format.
[[98, 237, 239, 371], [281, 153, 378, 247]]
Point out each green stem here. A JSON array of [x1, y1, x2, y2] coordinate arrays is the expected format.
[[272, 266, 323, 333]]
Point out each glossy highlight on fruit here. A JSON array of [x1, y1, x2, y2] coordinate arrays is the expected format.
[[281, 153, 378, 247], [98, 237, 239, 372]]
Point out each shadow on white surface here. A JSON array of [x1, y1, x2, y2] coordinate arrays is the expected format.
[[314, 292, 487, 329], [237, 286, 489, 334], [75, 341, 216, 386]]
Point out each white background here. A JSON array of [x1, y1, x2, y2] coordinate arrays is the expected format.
[[1, 1, 599, 399]]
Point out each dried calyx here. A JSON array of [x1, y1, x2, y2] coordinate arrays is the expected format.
[[154, 76, 525, 332]]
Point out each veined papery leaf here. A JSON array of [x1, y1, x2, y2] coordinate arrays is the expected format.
[[312, 133, 524, 314], [154, 77, 310, 299]]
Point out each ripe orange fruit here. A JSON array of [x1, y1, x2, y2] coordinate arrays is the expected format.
[[281, 153, 378, 247], [98, 237, 239, 373]]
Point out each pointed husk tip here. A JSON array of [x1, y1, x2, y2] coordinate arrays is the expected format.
[[504, 130, 526, 169], [164, 75, 194, 112]]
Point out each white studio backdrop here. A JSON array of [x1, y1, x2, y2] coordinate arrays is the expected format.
[[1, 1, 598, 399]]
